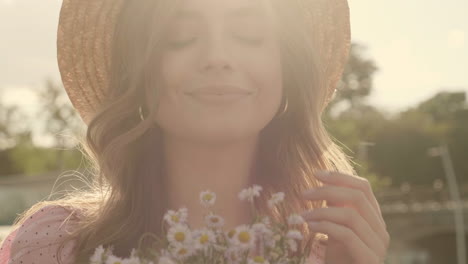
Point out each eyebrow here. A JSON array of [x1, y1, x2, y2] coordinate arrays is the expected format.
[[174, 4, 266, 20]]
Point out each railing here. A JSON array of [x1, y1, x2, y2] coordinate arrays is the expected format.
[[376, 183, 468, 204], [375, 183, 468, 214]]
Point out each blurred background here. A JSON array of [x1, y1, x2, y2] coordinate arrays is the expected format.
[[0, 0, 467, 263]]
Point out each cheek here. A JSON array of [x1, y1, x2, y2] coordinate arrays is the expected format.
[[152, 45, 283, 142], [248, 47, 283, 115], [157, 53, 193, 97]]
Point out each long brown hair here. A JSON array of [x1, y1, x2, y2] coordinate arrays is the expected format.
[[10, 0, 356, 263]]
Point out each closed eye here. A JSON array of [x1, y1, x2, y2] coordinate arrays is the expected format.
[[235, 35, 265, 46], [167, 37, 197, 49], [167, 34, 264, 49]]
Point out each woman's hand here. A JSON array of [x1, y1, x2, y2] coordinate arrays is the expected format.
[[301, 170, 390, 264]]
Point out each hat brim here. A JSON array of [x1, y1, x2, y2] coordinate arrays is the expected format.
[[57, 0, 350, 125]]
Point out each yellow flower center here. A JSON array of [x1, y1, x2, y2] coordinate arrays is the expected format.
[[203, 193, 213, 201], [228, 230, 236, 238], [237, 231, 251, 243], [200, 234, 209, 244], [178, 248, 188, 255], [253, 256, 265, 263], [174, 232, 185, 242], [171, 215, 180, 222]]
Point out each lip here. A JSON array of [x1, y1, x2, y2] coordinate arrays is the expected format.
[[187, 92, 251, 105], [186, 85, 253, 95]]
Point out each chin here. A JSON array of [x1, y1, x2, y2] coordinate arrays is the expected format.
[[189, 126, 259, 144]]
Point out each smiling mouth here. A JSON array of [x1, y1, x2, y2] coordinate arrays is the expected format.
[[188, 92, 251, 96], [186, 85, 253, 96], [185, 89, 252, 105]]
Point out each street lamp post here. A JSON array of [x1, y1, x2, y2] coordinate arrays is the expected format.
[[428, 144, 466, 264], [358, 141, 376, 161]]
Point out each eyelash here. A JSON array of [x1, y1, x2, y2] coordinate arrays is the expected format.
[[168, 38, 196, 49], [236, 35, 265, 45], [167, 35, 264, 49]]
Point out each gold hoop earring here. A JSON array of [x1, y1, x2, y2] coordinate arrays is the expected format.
[[278, 96, 289, 116], [138, 105, 145, 121]]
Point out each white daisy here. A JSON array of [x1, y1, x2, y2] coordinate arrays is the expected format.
[[169, 243, 195, 261], [225, 228, 237, 242], [224, 247, 243, 264], [129, 248, 138, 258], [199, 190, 216, 207], [268, 251, 279, 259], [286, 238, 298, 252], [157, 256, 176, 264], [252, 223, 275, 249], [90, 245, 105, 264], [213, 244, 228, 252], [286, 229, 303, 241], [238, 185, 263, 202], [252, 223, 270, 234], [204, 213, 225, 228], [276, 258, 289, 264], [167, 224, 192, 245], [163, 207, 188, 226], [248, 256, 270, 264], [104, 245, 115, 258], [231, 225, 256, 251], [267, 192, 285, 208], [105, 255, 124, 264], [264, 236, 276, 249], [287, 214, 305, 225], [261, 216, 271, 226], [273, 234, 282, 241], [192, 228, 216, 251], [121, 257, 141, 264]]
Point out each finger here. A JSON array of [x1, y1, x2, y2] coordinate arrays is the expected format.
[[302, 185, 387, 244], [307, 220, 381, 263], [301, 207, 386, 258], [315, 170, 386, 228], [314, 171, 391, 250]]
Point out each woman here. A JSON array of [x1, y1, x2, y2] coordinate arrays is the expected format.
[[0, 0, 390, 263]]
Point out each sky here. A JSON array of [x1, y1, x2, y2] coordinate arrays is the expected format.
[[0, 0, 467, 120]]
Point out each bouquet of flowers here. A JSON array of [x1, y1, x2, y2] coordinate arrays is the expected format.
[[89, 185, 315, 264]]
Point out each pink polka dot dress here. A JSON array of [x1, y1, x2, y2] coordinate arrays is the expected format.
[[0, 205, 326, 264], [0, 205, 80, 264]]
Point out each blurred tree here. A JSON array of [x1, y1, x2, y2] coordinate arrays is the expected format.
[[35, 78, 85, 170], [325, 104, 389, 152], [368, 91, 467, 187], [418, 91, 466, 123], [36, 78, 84, 148], [368, 112, 441, 186], [0, 93, 33, 175], [449, 105, 468, 185], [0, 79, 85, 177], [325, 42, 379, 117], [322, 42, 390, 189], [0, 100, 29, 150], [325, 104, 392, 190], [322, 41, 467, 188], [418, 91, 468, 185]]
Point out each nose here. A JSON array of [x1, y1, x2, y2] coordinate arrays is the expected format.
[[199, 29, 233, 73]]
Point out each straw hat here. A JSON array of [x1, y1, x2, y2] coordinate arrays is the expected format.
[[57, 0, 351, 125]]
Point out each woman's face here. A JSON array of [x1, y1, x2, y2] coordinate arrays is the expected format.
[[152, 0, 283, 143]]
